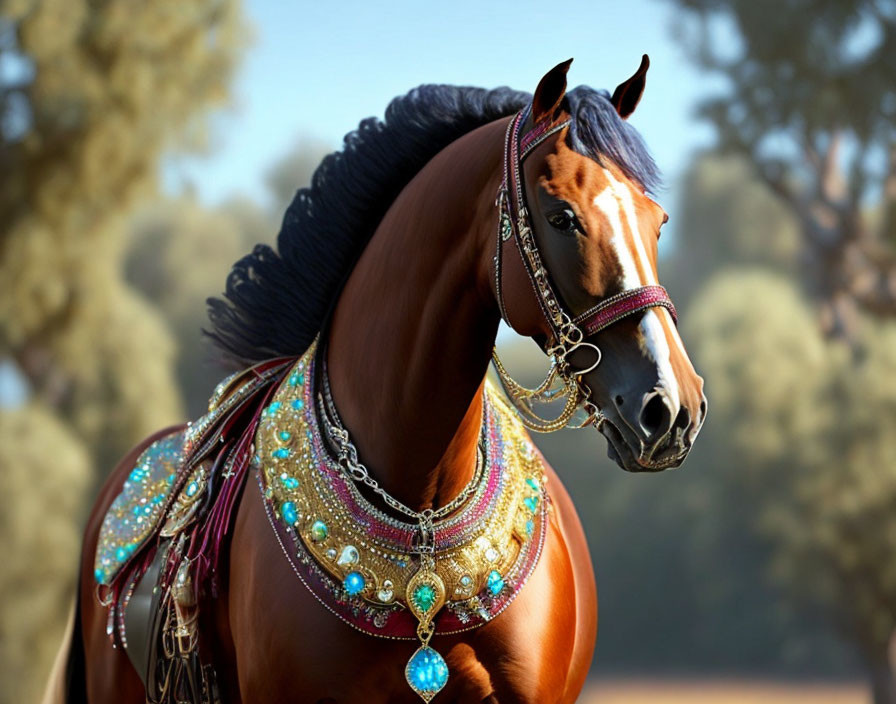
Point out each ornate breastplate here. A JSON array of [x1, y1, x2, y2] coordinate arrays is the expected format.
[[254, 342, 548, 701]]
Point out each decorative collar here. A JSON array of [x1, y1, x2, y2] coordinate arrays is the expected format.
[[254, 340, 548, 700]]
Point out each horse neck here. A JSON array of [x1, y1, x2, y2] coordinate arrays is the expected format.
[[325, 118, 508, 513]]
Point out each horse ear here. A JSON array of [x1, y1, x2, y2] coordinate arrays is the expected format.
[[611, 54, 650, 119], [531, 58, 573, 124]]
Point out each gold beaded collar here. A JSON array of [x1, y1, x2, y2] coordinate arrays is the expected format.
[[254, 340, 548, 701]]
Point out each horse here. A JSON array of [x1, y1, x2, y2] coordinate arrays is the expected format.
[[48, 57, 706, 704]]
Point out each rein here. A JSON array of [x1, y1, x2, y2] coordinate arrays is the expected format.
[[492, 107, 677, 432]]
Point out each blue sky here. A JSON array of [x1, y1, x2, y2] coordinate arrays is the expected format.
[[165, 0, 715, 209], [4, 0, 718, 408]]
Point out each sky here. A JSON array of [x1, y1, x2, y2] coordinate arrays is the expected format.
[[4, 0, 720, 406], [164, 0, 717, 209]]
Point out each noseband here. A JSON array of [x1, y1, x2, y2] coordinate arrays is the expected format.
[[492, 107, 677, 433]]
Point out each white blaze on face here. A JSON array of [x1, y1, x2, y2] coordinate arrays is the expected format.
[[592, 168, 681, 411]]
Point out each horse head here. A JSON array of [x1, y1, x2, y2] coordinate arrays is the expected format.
[[496, 58, 707, 472]]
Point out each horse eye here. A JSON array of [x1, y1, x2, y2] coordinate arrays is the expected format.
[[546, 208, 579, 234]]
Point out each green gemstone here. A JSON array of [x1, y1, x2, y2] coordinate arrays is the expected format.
[[310, 520, 328, 542], [525, 477, 539, 492], [413, 584, 436, 613]]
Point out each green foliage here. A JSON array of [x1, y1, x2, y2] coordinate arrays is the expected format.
[[666, 154, 800, 307], [0, 1, 247, 700], [0, 404, 90, 703], [668, 0, 896, 331], [0, 0, 248, 461], [671, 0, 895, 157], [125, 139, 331, 417], [687, 269, 896, 665]]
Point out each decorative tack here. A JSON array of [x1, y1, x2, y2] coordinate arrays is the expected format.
[[405, 646, 449, 702], [310, 520, 329, 542], [343, 571, 366, 596], [336, 545, 360, 567]]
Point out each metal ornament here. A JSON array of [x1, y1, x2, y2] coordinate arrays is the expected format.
[[257, 343, 547, 701]]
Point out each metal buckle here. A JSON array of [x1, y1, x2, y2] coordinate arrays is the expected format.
[[561, 341, 602, 376]]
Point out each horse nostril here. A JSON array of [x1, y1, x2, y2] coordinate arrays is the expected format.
[[673, 406, 691, 433], [639, 392, 671, 439], [614, 394, 624, 407]]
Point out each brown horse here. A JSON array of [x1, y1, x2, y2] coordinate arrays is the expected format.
[[51, 58, 705, 704]]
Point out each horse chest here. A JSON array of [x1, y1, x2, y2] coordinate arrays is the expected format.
[[228, 473, 580, 704]]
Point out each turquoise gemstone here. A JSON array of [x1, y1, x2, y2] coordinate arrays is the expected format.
[[264, 401, 282, 417], [288, 372, 304, 387], [272, 447, 291, 459], [523, 496, 538, 514], [278, 430, 292, 442], [525, 477, 539, 492], [94, 568, 105, 583], [115, 546, 128, 561], [185, 480, 199, 497], [310, 520, 328, 542], [280, 474, 299, 490], [405, 646, 449, 698], [280, 501, 299, 525], [291, 399, 304, 411], [487, 570, 504, 596], [344, 571, 365, 596], [525, 519, 534, 537]]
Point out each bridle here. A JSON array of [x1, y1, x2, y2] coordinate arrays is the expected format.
[[492, 106, 677, 433]]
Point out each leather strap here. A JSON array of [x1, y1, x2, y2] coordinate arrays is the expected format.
[[573, 285, 677, 336]]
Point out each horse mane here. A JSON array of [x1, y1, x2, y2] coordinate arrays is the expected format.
[[206, 83, 660, 365], [205, 85, 530, 364], [565, 86, 661, 194]]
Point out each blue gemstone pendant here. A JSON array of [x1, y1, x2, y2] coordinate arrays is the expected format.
[[405, 645, 449, 702]]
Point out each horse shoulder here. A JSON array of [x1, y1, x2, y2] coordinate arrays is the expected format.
[[470, 461, 597, 704]]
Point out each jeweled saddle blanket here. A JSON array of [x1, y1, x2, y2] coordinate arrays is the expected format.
[[94, 429, 186, 586]]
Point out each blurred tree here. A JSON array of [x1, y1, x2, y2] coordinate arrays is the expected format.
[[0, 404, 91, 703], [665, 153, 801, 308], [125, 138, 330, 417], [0, 0, 246, 700], [668, 0, 896, 337], [495, 334, 859, 675], [688, 270, 896, 703], [263, 136, 333, 215], [0, 0, 246, 464]]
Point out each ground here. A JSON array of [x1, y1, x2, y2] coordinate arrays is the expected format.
[[582, 680, 865, 703]]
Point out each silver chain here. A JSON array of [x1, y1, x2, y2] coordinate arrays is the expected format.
[[316, 358, 484, 526]]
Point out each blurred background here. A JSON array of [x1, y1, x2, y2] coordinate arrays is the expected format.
[[1, 0, 894, 702]]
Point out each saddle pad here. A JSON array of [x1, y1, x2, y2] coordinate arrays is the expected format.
[[94, 429, 186, 586]]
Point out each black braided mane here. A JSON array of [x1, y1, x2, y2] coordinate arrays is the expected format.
[[205, 85, 530, 364], [205, 84, 660, 364]]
